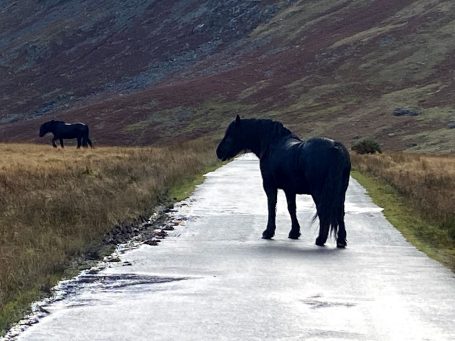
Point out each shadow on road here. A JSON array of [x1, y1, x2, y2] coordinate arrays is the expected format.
[[259, 241, 344, 257]]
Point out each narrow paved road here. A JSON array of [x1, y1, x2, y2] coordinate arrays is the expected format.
[[15, 155, 455, 340]]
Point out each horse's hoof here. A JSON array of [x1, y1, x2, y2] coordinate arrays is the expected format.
[[288, 232, 301, 240], [337, 240, 347, 248], [315, 238, 325, 247], [262, 230, 274, 240]]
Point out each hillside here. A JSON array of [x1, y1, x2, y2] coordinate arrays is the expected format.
[[1, 0, 454, 152]]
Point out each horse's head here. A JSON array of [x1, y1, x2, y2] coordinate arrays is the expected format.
[[216, 115, 245, 161], [39, 120, 55, 137]]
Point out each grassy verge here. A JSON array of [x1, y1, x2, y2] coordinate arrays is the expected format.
[[169, 163, 221, 202], [0, 140, 219, 334], [351, 153, 455, 270]]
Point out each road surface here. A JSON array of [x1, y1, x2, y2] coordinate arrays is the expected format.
[[12, 155, 455, 340]]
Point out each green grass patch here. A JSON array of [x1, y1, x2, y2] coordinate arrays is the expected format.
[[168, 163, 220, 202], [351, 170, 455, 271], [0, 271, 65, 335], [0, 289, 41, 334]]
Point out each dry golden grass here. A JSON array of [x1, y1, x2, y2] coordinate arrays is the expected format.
[[352, 152, 455, 241], [0, 141, 217, 332]]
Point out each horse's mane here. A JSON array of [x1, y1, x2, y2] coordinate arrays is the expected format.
[[42, 120, 64, 125], [243, 118, 298, 143]]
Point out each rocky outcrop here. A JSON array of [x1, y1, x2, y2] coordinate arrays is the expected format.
[[392, 108, 420, 117]]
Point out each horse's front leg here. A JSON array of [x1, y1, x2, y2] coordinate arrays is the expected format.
[[77, 137, 82, 149], [59, 139, 64, 148], [262, 185, 277, 239], [51, 137, 58, 148], [285, 191, 301, 239]]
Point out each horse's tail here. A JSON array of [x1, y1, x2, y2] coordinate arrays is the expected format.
[[85, 137, 93, 148], [82, 126, 93, 148], [314, 142, 351, 238]]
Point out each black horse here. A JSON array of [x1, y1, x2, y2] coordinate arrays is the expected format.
[[216, 116, 351, 248], [39, 120, 93, 148]]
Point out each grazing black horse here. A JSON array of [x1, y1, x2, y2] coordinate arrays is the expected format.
[[216, 116, 351, 248], [39, 120, 93, 148]]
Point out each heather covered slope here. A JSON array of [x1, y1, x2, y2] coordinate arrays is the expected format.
[[1, 0, 454, 152], [0, 0, 287, 122]]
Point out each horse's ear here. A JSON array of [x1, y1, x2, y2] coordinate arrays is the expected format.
[[235, 115, 241, 126]]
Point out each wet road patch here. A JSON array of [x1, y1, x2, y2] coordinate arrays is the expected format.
[[302, 295, 356, 309], [61, 273, 187, 294], [3, 274, 186, 340]]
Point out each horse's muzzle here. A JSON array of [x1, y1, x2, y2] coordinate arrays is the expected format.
[[216, 149, 230, 161], [217, 153, 227, 161], [216, 145, 225, 161]]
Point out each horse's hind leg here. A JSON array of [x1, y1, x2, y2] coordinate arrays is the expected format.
[[82, 134, 93, 148], [313, 195, 329, 246], [59, 139, 64, 148], [77, 137, 82, 149], [337, 176, 349, 248], [285, 191, 301, 239], [336, 208, 347, 248], [316, 218, 330, 247], [262, 185, 277, 239]]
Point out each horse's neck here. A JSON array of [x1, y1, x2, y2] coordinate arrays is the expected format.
[[243, 121, 279, 158], [245, 138, 264, 158]]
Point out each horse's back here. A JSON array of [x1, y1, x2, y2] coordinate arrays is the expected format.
[[263, 136, 350, 194], [300, 137, 349, 168], [299, 137, 350, 191], [55, 122, 88, 138]]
